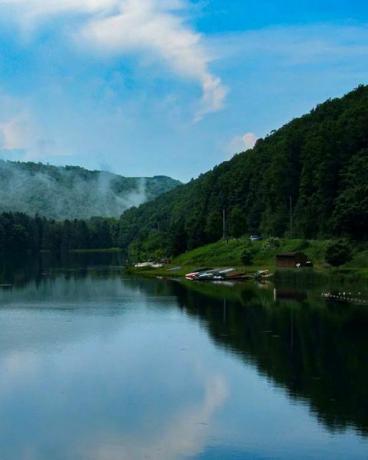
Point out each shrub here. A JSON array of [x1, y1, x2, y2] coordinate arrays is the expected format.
[[325, 239, 353, 266], [241, 247, 255, 265], [262, 237, 281, 251], [294, 239, 310, 251]]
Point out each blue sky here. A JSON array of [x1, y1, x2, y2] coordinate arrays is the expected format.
[[0, 0, 367, 181]]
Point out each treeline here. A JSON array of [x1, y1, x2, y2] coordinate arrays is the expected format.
[[0, 212, 120, 253], [117, 85, 368, 258]]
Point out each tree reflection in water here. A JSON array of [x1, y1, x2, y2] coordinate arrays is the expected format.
[[162, 274, 368, 437], [0, 253, 367, 438]]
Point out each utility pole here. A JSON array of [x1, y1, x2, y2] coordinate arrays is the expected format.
[[289, 195, 293, 238], [222, 208, 227, 240]]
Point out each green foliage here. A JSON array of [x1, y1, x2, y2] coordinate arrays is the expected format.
[[293, 239, 310, 251], [240, 246, 255, 265], [129, 231, 168, 262], [175, 238, 249, 267], [168, 219, 187, 256], [173, 238, 368, 272], [228, 206, 247, 238], [325, 240, 353, 267], [117, 85, 368, 258], [0, 212, 120, 253], [262, 237, 281, 251], [332, 149, 368, 239]]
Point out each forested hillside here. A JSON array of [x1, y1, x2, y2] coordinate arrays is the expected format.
[[0, 86, 367, 257], [0, 161, 180, 220], [117, 85, 368, 257]]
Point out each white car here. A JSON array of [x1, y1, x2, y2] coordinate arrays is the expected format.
[[250, 235, 262, 241]]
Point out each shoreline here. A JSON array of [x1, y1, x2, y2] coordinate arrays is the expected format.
[[125, 236, 368, 281], [126, 264, 368, 281]]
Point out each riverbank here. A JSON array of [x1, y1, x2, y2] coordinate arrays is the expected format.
[[128, 237, 368, 280]]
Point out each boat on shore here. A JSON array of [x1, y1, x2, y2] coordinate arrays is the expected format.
[[185, 268, 272, 282], [185, 268, 212, 280]]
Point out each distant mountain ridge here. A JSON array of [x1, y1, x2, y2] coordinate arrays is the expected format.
[[0, 161, 181, 220]]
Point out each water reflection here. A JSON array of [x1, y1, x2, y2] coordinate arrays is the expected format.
[[168, 277, 368, 437], [0, 254, 367, 459], [0, 251, 125, 287]]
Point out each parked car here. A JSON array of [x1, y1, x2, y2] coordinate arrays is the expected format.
[[250, 235, 262, 241]]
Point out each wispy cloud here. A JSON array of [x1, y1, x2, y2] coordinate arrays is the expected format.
[[227, 132, 257, 157], [0, 114, 30, 151], [0, 92, 34, 155], [0, 92, 66, 161], [78, 375, 228, 460], [1, 0, 118, 20], [1, 0, 227, 120], [242, 132, 257, 150]]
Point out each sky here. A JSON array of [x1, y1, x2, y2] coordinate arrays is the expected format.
[[0, 0, 367, 182]]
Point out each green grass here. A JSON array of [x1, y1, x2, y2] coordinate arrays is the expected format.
[[175, 238, 251, 267], [175, 237, 329, 269], [130, 237, 368, 279]]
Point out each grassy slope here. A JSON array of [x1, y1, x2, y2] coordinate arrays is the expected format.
[[131, 237, 368, 278]]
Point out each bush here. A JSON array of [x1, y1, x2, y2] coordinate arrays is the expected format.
[[294, 239, 310, 251], [262, 237, 281, 251], [325, 239, 353, 266], [241, 247, 255, 265]]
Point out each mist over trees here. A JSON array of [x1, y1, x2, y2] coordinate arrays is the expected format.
[[0, 86, 367, 257], [0, 161, 180, 220]]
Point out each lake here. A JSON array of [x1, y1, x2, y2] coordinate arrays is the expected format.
[[0, 253, 367, 460]]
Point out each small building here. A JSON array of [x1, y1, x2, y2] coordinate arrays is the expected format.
[[276, 252, 308, 269]]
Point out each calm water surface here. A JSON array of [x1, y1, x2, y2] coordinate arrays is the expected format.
[[0, 253, 367, 460]]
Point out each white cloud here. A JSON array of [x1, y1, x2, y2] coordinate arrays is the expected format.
[[1, 0, 227, 119], [0, 91, 34, 154], [78, 375, 228, 460], [1, 0, 118, 21], [242, 132, 257, 150], [227, 131, 257, 157], [0, 105, 66, 161], [0, 114, 31, 150]]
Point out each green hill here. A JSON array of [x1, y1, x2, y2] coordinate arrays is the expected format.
[[0, 161, 181, 220], [118, 85, 368, 258]]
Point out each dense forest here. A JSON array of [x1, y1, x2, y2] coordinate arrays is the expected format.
[[0, 213, 119, 253], [0, 86, 367, 256], [0, 161, 180, 220], [117, 85, 368, 257]]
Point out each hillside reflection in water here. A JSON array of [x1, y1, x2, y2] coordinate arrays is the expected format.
[[0, 253, 367, 460]]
